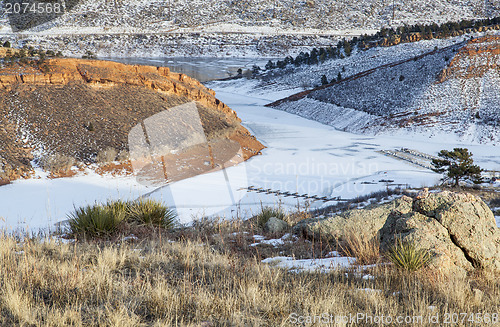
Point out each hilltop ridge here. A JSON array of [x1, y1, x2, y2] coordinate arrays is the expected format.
[[1, 0, 499, 57]]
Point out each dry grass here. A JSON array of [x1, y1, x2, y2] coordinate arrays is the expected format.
[[1, 222, 500, 327], [340, 226, 380, 265]]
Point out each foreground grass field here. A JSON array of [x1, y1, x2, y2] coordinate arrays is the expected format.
[[1, 215, 500, 326]]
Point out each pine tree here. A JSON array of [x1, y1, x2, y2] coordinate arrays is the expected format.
[[251, 65, 261, 75], [321, 74, 328, 85], [276, 60, 286, 69], [265, 60, 275, 70], [431, 148, 483, 187], [343, 40, 352, 56]]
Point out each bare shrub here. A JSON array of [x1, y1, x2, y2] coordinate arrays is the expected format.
[[39, 153, 75, 173], [96, 147, 118, 163]]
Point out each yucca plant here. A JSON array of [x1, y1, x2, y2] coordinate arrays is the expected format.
[[386, 238, 432, 272], [127, 199, 177, 229], [106, 199, 130, 215], [67, 202, 126, 237]]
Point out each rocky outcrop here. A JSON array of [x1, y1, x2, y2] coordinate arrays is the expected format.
[[294, 191, 500, 275], [437, 35, 500, 83], [381, 210, 475, 276], [293, 196, 413, 241], [378, 33, 425, 47], [0, 58, 264, 181], [380, 191, 500, 275], [264, 217, 289, 234], [0, 58, 236, 119]]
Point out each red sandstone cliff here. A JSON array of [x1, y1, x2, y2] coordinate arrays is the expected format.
[[0, 58, 264, 183]]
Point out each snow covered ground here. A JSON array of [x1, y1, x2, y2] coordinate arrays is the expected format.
[[1, 0, 497, 57], [254, 31, 500, 144], [0, 168, 148, 233], [1, 72, 499, 232], [261, 255, 356, 273]]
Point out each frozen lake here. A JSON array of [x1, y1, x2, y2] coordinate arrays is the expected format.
[[102, 57, 277, 82], [0, 59, 498, 232]]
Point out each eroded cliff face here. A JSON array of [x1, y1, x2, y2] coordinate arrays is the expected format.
[[438, 35, 500, 82], [0, 58, 264, 183], [0, 58, 237, 117]]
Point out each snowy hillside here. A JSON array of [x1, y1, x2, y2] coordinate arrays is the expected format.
[[8, 0, 495, 31], [253, 36, 469, 94], [1, 0, 500, 56], [270, 33, 500, 144]]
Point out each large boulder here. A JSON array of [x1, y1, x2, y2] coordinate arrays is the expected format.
[[379, 211, 474, 276], [294, 190, 500, 275], [292, 196, 413, 241], [264, 217, 289, 234]]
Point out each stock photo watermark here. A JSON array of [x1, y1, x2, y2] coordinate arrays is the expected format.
[[288, 312, 500, 325], [127, 102, 386, 216], [2, 0, 80, 32]]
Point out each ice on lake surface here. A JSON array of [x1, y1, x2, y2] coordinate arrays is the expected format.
[[102, 57, 278, 82], [1, 59, 499, 231]]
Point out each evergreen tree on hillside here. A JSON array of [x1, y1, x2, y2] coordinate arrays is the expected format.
[[431, 148, 483, 187], [265, 60, 275, 70], [344, 42, 352, 56], [252, 65, 261, 75]]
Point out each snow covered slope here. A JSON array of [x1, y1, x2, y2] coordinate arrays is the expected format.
[[271, 34, 500, 143], [3, 0, 496, 32], [1, 0, 499, 56]]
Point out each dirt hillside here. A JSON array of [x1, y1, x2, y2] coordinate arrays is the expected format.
[[0, 58, 264, 183]]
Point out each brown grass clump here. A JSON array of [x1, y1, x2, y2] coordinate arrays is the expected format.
[[340, 226, 381, 265]]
